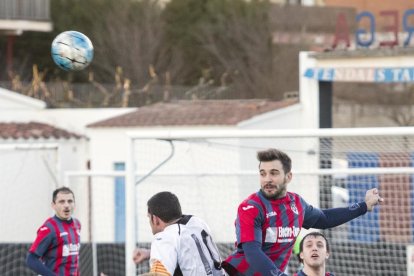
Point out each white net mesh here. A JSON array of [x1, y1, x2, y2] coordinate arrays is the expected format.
[[127, 130, 414, 276], [3, 129, 414, 276]]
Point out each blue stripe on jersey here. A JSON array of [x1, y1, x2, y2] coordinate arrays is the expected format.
[[56, 217, 68, 276], [43, 219, 59, 271]]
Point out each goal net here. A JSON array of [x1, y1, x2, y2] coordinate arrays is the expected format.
[[6, 128, 412, 276], [124, 127, 414, 276]]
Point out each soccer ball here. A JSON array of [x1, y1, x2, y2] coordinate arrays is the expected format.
[[51, 31, 94, 71]]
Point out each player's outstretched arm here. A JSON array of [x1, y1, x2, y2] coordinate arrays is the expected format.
[[365, 188, 384, 211], [309, 188, 383, 229], [133, 248, 151, 264]]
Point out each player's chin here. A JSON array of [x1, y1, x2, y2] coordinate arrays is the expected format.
[[62, 212, 71, 219], [262, 189, 277, 199]]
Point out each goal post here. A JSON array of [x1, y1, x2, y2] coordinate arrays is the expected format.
[[125, 126, 414, 276]]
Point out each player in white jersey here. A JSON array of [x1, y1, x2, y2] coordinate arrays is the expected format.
[[133, 191, 225, 276]]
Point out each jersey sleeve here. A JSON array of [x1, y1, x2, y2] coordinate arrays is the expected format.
[[236, 201, 263, 245], [149, 232, 178, 276], [29, 225, 55, 257], [300, 197, 324, 229]]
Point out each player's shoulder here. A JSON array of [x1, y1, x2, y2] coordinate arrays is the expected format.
[[73, 217, 81, 228], [153, 225, 181, 248], [186, 215, 207, 227], [36, 225, 52, 234], [40, 217, 57, 229], [238, 193, 264, 212], [287, 191, 307, 203], [36, 218, 56, 235], [240, 192, 262, 206]]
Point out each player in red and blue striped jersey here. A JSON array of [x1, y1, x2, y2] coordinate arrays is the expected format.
[[26, 187, 81, 276], [222, 148, 383, 276]]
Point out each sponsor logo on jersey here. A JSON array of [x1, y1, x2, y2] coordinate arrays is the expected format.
[[278, 226, 300, 239], [264, 226, 301, 243], [60, 232, 68, 237], [266, 211, 277, 218], [40, 227, 48, 231], [290, 203, 299, 215], [62, 243, 80, 257], [242, 205, 254, 211]]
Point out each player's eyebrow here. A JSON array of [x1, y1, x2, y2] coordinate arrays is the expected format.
[[262, 169, 280, 173], [260, 168, 280, 172]]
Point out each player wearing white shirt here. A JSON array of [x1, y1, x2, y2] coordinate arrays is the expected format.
[[133, 191, 224, 276]]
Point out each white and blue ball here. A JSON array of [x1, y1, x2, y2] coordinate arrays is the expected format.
[[51, 31, 94, 71]]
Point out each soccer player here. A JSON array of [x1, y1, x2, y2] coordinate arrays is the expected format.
[[294, 232, 334, 276], [26, 187, 81, 276], [132, 191, 225, 276], [222, 148, 383, 276]]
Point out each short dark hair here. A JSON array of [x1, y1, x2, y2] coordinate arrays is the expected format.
[[147, 191, 182, 223], [297, 231, 330, 263], [52, 187, 75, 203], [257, 148, 292, 173]]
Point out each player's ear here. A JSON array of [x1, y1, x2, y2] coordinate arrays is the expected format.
[[326, 252, 330, 259], [153, 215, 161, 226], [286, 171, 293, 183], [299, 252, 304, 262]]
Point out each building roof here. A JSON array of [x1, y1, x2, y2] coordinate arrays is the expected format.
[[0, 122, 83, 140], [0, 87, 46, 109], [88, 99, 298, 127]]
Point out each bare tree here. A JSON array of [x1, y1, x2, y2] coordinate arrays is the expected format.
[[195, 2, 276, 99]]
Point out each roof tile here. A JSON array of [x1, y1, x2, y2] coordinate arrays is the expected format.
[[88, 99, 298, 127], [0, 122, 82, 140]]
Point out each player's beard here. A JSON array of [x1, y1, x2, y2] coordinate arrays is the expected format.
[[261, 177, 288, 200]]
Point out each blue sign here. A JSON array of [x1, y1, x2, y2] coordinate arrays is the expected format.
[[304, 67, 414, 82]]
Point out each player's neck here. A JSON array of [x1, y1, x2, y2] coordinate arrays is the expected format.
[[166, 217, 181, 226], [55, 214, 72, 222]]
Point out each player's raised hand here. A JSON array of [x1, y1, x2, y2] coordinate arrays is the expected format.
[[133, 248, 150, 264], [365, 188, 384, 211]]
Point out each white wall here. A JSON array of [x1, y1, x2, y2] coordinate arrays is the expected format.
[[0, 139, 87, 242]]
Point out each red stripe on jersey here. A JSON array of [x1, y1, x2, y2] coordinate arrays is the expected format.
[[48, 218, 63, 274], [237, 257, 249, 274], [238, 201, 261, 243]]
